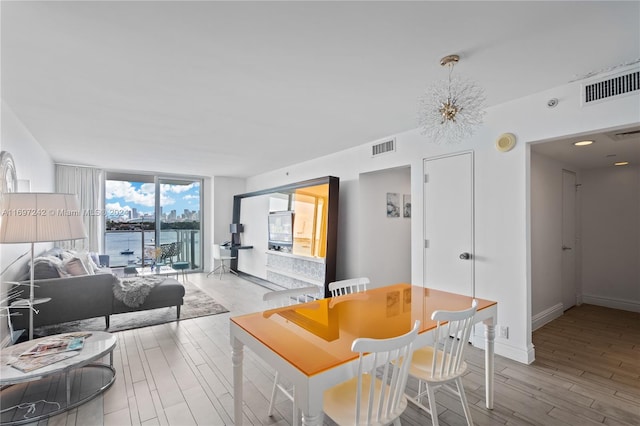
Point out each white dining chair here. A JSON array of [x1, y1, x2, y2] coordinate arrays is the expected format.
[[328, 277, 370, 296], [207, 244, 237, 279], [323, 320, 421, 426], [263, 285, 322, 426], [405, 300, 478, 426]]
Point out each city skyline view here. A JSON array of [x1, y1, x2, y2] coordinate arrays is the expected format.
[[105, 180, 201, 222]]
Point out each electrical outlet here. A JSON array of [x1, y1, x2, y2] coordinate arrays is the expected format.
[[499, 325, 509, 339]]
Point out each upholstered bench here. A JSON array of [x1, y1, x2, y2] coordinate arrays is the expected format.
[[111, 277, 186, 327]]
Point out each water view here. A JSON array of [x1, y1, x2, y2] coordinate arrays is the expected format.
[[105, 230, 201, 268]]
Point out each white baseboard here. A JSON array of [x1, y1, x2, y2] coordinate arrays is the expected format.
[[582, 294, 640, 313], [532, 303, 564, 331], [470, 335, 534, 364]]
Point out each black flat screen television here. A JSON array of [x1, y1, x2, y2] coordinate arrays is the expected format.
[[268, 211, 294, 248]]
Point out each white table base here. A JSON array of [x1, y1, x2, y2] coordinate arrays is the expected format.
[[231, 304, 496, 426]]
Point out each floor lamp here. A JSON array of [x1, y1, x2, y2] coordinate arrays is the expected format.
[[0, 193, 87, 340]]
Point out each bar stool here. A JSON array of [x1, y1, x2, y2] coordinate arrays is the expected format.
[[173, 261, 189, 282]]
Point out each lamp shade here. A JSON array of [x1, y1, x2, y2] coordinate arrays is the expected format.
[[0, 193, 87, 243]]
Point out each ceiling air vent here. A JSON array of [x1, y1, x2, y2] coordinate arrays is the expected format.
[[606, 127, 640, 141], [371, 138, 396, 157], [583, 70, 639, 105]]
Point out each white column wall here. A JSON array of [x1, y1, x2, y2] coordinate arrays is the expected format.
[[245, 79, 640, 363], [0, 102, 55, 344]]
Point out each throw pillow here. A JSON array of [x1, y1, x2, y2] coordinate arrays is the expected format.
[[63, 257, 89, 276], [75, 251, 99, 275]]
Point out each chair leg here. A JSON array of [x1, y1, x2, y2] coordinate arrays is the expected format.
[[268, 372, 280, 416], [292, 387, 298, 426], [267, 372, 298, 426], [208, 263, 222, 277], [455, 377, 473, 426], [426, 384, 439, 426], [417, 379, 425, 405]]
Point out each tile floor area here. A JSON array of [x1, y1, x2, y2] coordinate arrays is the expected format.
[[2, 272, 639, 425]]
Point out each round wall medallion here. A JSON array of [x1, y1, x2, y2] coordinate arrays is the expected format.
[[496, 133, 516, 152], [0, 151, 18, 194]]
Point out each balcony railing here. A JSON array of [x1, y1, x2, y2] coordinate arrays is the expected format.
[[105, 229, 201, 270]]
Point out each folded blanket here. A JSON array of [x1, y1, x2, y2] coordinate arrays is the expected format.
[[113, 275, 166, 308]]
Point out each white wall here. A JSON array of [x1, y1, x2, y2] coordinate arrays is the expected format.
[[210, 176, 245, 271], [581, 165, 640, 311], [237, 194, 270, 278], [0, 102, 55, 344], [530, 152, 579, 329], [359, 166, 411, 287], [245, 78, 640, 363]]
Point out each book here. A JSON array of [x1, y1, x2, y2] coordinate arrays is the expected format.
[[8, 351, 80, 373], [7, 332, 92, 373]]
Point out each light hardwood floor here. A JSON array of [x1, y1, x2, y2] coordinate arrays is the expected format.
[[4, 274, 639, 425]]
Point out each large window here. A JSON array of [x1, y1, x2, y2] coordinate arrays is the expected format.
[[104, 172, 202, 270]]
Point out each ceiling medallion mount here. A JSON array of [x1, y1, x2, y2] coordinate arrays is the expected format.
[[440, 54, 459, 66], [419, 54, 486, 144]]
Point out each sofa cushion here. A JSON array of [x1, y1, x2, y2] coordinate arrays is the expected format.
[[10, 273, 117, 330], [112, 278, 185, 314], [32, 256, 63, 279]]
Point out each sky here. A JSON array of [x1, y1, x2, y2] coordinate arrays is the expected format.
[[105, 180, 200, 219]]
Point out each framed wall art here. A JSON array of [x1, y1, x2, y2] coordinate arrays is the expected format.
[[386, 192, 400, 217], [403, 194, 411, 218]]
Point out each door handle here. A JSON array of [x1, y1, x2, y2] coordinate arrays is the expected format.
[[459, 252, 471, 260], [562, 246, 572, 251]]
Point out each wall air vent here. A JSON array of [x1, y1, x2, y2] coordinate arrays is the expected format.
[[582, 70, 639, 105], [371, 138, 396, 157], [610, 129, 640, 140]]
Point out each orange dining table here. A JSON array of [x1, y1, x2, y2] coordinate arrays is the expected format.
[[230, 283, 498, 426]]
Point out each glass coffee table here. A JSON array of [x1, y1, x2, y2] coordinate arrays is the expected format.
[[0, 331, 116, 425], [135, 265, 178, 278]]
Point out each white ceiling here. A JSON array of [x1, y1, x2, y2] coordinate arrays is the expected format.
[[2, 1, 639, 178], [531, 126, 640, 170]]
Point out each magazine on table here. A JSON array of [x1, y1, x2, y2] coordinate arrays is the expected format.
[[7, 332, 92, 373]]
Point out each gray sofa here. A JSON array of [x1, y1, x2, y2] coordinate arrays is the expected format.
[[9, 251, 185, 333]]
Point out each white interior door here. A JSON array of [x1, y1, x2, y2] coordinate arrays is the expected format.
[[562, 169, 577, 310], [423, 152, 474, 296]]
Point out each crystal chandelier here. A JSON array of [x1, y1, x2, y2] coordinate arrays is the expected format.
[[419, 54, 486, 143]]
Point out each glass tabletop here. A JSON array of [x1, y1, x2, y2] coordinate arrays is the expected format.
[[231, 283, 496, 377]]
